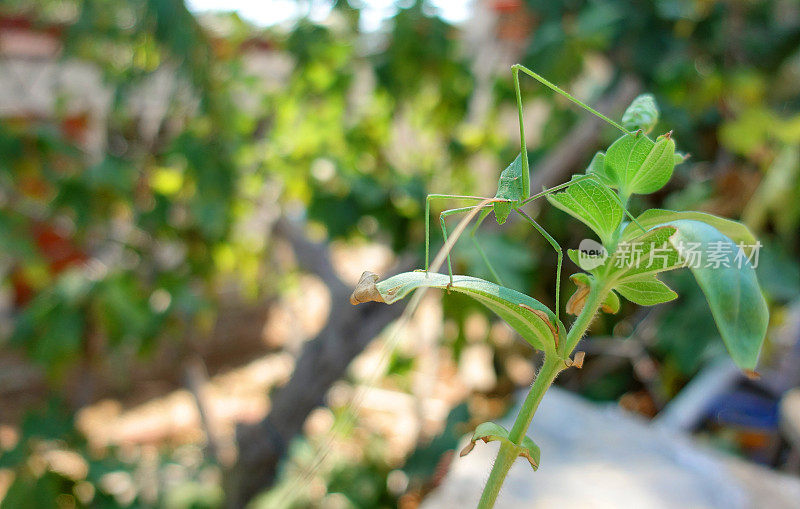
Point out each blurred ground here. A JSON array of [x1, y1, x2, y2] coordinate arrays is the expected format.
[[423, 387, 800, 508], [72, 242, 401, 446]]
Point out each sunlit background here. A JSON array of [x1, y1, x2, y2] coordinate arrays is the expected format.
[[2, 0, 800, 507]]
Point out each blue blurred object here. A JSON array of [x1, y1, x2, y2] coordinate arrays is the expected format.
[[708, 390, 780, 430]]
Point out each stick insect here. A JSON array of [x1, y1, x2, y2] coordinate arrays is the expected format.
[[424, 64, 636, 322]]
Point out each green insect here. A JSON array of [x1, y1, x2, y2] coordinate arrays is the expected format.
[[424, 64, 641, 323]]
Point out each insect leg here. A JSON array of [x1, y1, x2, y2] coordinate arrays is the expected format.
[[512, 64, 633, 136], [512, 64, 531, 198], [426, 194, 492, 273], [519, 173, 594, 206], [470, 207, 505, 285], [440, 206, 481, 286], [516, 208, 563, 324]]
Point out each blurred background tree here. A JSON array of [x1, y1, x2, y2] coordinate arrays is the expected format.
[[1, 0, 799, 507]]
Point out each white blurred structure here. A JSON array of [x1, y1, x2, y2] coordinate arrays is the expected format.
[[0, 17, 110, 158], [424, 387, 800, 508], [0, 14, 291, 161]]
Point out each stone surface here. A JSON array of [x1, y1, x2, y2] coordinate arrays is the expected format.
[[781, 388, 800, 449], [422, 387, 800, 508]]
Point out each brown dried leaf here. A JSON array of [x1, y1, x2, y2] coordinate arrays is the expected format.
[[566, 285, 590, 315], [521, 305, 559, 350], [459, 440, 475, 457], [349, 271, 384, 305]]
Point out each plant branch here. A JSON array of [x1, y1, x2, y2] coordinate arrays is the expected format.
[[564, 283, 604, 354], [477, 282, 606, 508]]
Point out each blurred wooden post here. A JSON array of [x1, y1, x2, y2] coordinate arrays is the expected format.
[[224, 218, 409, 507]]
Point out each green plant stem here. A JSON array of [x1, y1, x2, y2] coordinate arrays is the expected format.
[[477, 283, 605, 509], [477, 354, 562, 508], [564, 283, 603, 353]]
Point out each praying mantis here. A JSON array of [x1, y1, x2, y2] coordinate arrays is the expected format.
[[424, 64, 638, 323], [282, 65, 666, 508], [341, 62, 770, 509]]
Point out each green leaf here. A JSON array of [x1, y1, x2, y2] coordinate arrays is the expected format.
[[614, 275, 678, 305], [665, 220, 768, 371], [622, 209, 758, 256], [460, 422, 541, 470], [569, 272, 619, 313], [622, 94, 659, 133], [605, 225, 682, 280], [469, 422, 509, 444], [585, 151, 613, 185], [602, 289, 621, 313], [605, 219, 768, 370], [605, 134, 652, 191], [629, 134, 676, 194], [604, 133, 676, 197], [546, 176, 623, 246], [567, 248, 582, 268], [354, 272, 563, 352], [570, 273, 591, 286], [517, 435, 541, 470]]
